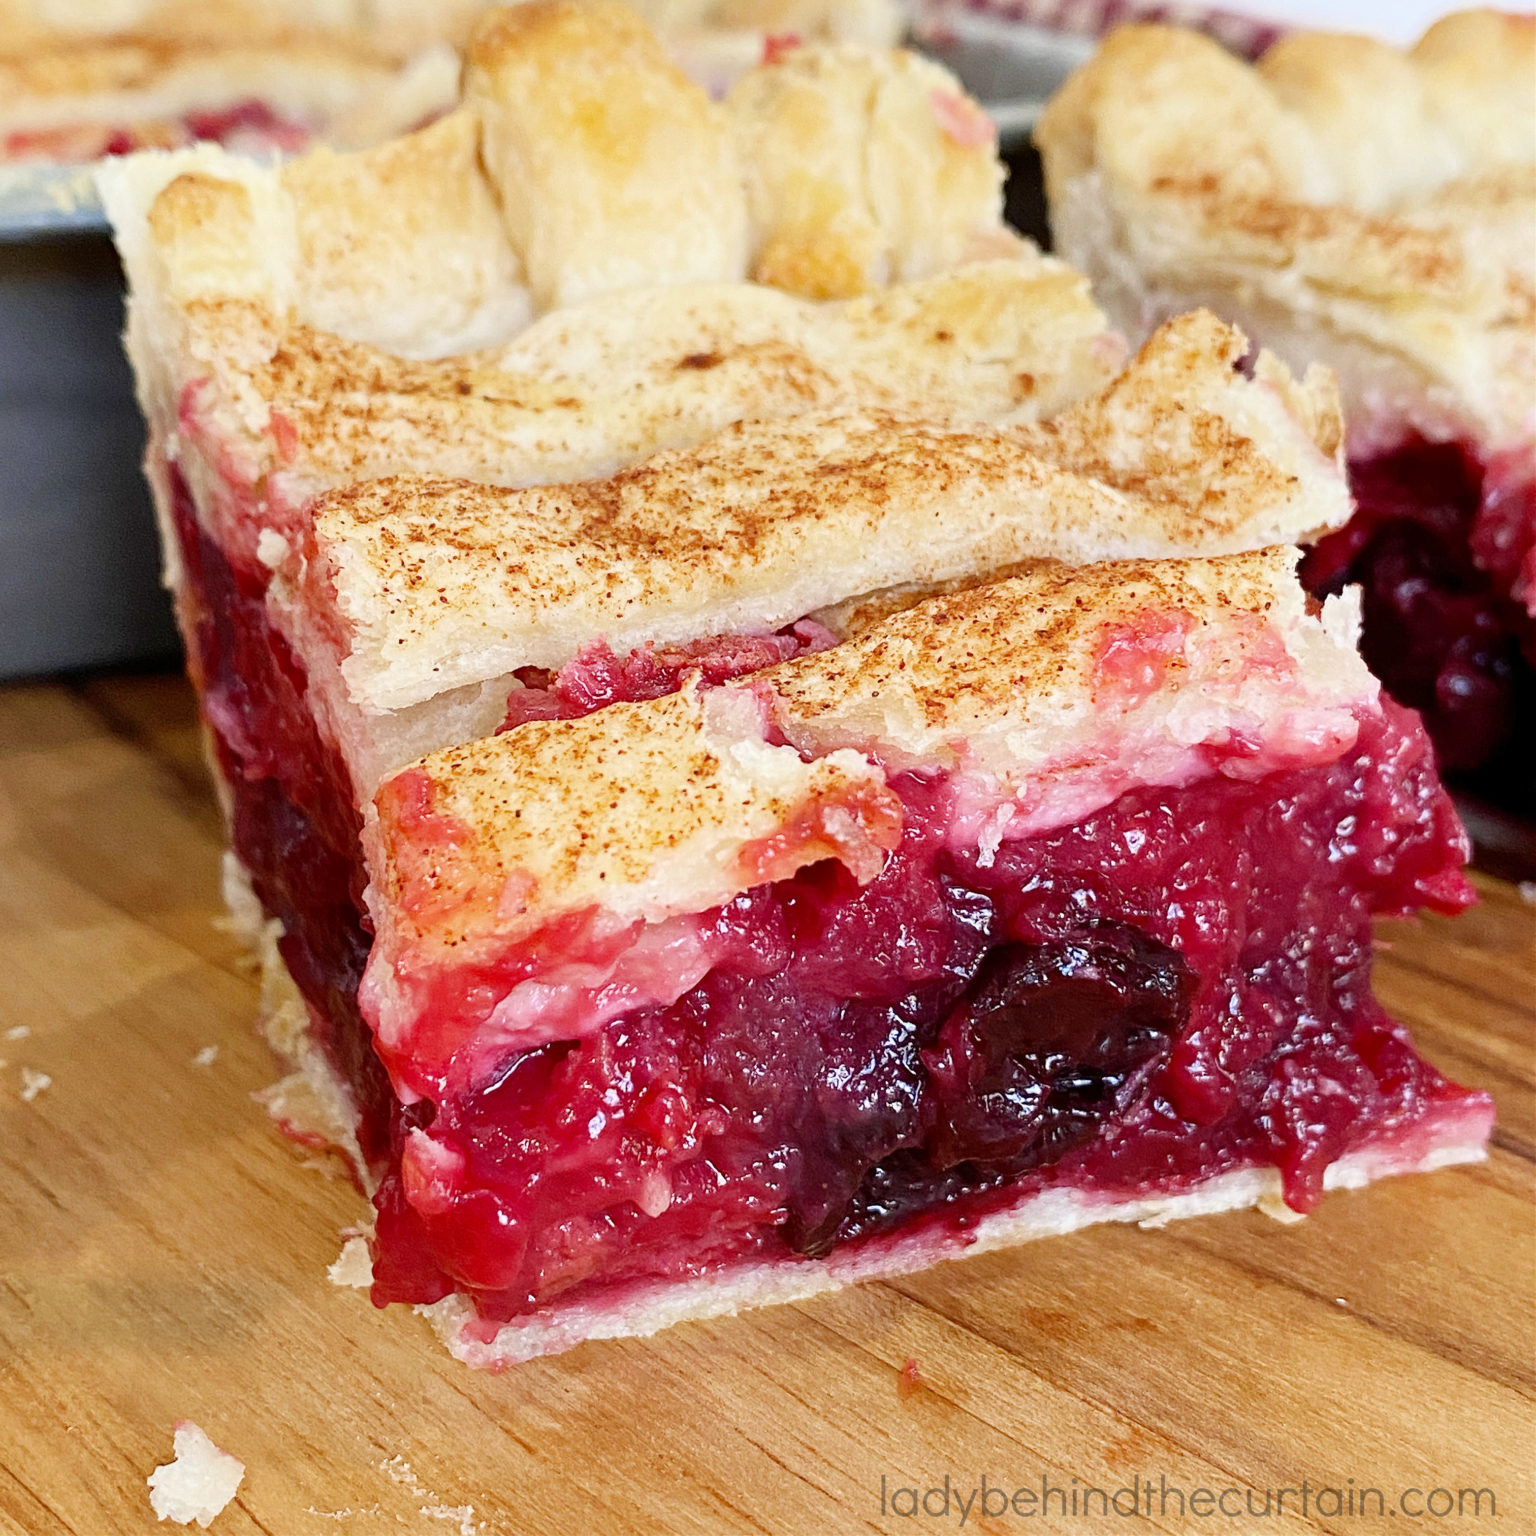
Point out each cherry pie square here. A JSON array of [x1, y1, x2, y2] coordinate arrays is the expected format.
[[103, 1, 1492, 1364]]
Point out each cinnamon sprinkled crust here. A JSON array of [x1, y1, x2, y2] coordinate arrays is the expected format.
[[369, 548, 1375, 966], [1036, 11, 1536, 455], [99, 7, 1070, 573], [198, 259, 1114, 503], [767, 547, 1369, 772], [367, 683, 891, 958], [296, 311, 1347, 712]]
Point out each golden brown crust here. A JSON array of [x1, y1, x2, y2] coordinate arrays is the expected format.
[[1410, 10, 1536, 170], [296, 313, 1347, 712], [103, 154, 1116, 557], [1036, 12, 1536, 454], [103, 8, 1012, 368], [281, 109, 529, 349], [728, 44, 1004, 299]]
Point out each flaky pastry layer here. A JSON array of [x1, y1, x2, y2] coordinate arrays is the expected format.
[[285, 312, 1346, 717], [101, 2, 1009, 383]]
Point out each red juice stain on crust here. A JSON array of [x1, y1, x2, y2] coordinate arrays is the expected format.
[[268, 409, 300, 465], [1092, 610, 1192, 708], [375, 767, 487, 932], [762, 32, 802, 64], [737, 782, 905, 886], [500, 625, 836, 732], [929, 89, 996, 150], [5, 104, 310, 162]]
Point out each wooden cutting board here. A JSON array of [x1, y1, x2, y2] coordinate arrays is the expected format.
[[2, 674, 1532, 1536]]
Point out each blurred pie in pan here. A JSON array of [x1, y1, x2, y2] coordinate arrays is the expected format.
[[0, 0, 900, 165], [0, 1, 461, 163], [1037, 11, 1536, 799], [102, 2, 1492, 1364]]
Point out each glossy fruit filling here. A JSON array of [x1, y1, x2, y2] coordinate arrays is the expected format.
[[1300, 438, 1535, 794], [168, 470, 396, 1171], [368, 700, 1480, 1321], [168, 466, 1486, 1330]]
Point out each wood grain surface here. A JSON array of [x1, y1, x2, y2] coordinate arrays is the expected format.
[[1, 673, 1532, 1536]]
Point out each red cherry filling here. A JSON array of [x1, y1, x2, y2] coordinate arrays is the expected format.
[[1300, 438, 1535, 796], [166, 465, 1485, 1330], [499, 622, 839, 730], [3, 101, 313, 163], [179, 101, 313, 155]]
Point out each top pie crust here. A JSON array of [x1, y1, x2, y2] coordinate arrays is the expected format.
[[257, 310, 1346, 801], [1035, 11, 1536, 457], [100, 5, 1357, 799], [102, 2, 1010, 376], [286, 313, 1347, 716]]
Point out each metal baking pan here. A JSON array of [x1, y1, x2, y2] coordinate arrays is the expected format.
[[912, 10, 1092, 146], [0, 232, 178, 679], [0, 163, 112, 239]]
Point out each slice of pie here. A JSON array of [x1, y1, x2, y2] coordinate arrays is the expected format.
[[1036, 11, 1536, 800], [104, 3, 1492, 1364]]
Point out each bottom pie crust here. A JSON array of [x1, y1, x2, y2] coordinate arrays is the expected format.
[[423, 1126, 1490, 1369], [223, 854, 1493, 1368]]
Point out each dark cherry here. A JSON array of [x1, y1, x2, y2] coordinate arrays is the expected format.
[[921, 928, 1192, 1172], [1299, 438, 1535, 789]]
